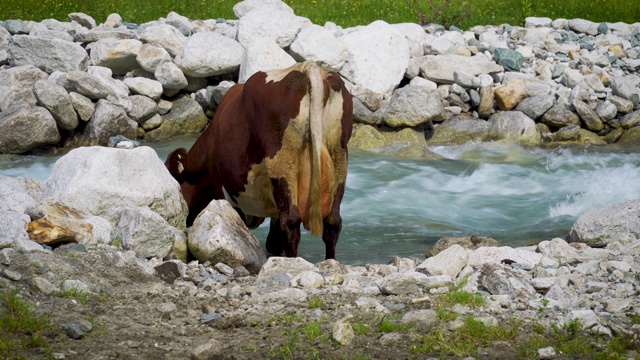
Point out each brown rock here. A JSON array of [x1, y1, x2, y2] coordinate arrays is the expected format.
[[478, 84, 494, 118], [26, 202, 93, 245], [494, 79, 527, 111]]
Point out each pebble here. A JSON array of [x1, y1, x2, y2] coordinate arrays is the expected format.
[[62, 323, 85, 339]]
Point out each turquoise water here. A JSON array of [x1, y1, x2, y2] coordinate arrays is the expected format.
[[2, 139, 640, 265]]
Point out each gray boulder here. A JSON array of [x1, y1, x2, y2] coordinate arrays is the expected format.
[[154, 61, 188, 90], [0, 104, 60, 154], [68, 12, 97, 29], [175, 31, 244, 77], [427, 116, 490, 145], [568, 200, 640, 247], [493, 48, 525, 72], [0, 65, 49, 111], [420, 54, 503, 84], [136, 44, 172, 73], [74, 28, 135, 42], [3, 20, 29, 35], [487, 111, 541, 145], [542, 105, 581, 129], [84, 99, 137, 146], [416, 244, 468, 278], [515, 95, 555, 120], [8, 35, 88, 73], [610, 75, 640, 108], [478, 263, 538, 301], [69, 92, 95, 121], [61, 70, 113, 100], [123, 77, 164, 100], [384, 86, 443, 127], [127, 95, 158, 123], [257, 256, 315, 281], [0, 210, 44, 253], [233, 0, 294, 18], [573, 99, 604, 131], [44, 146, 188, 229], [137, 24, 187, 57], [620, 110, 640, 129], [144, 96, 208, 140], [0, 175, 44, 215], [116, 206, 182, 259], [188, 200, 267, 274], [568, 18, 599, 35], [33, 79, 79, 131], [90, 38, 143, 75]]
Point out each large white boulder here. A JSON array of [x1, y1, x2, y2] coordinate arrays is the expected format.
[[288, 25, 347, 72], [339, 21, 410, 96], [44, 146, 188, 229], [233, 0, 294, 18], [236, 6, 310, 48], [89, 38, 143, 75], [238, 39, 296, 83], [568, 199, 640, 247], [175, 31, 244, 77], [468, 246, 542, 269]]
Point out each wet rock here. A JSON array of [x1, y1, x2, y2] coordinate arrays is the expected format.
[[568, 199, 640, 247], [487, 111, 541, 145], [542, 106, 581, 129]]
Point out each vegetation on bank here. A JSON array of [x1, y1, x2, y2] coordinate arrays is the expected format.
[[1, 0, 638, 30]]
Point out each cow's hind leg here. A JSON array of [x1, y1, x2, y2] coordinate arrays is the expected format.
[[270, 178, 302, 257], [322, 183, 346, 259]]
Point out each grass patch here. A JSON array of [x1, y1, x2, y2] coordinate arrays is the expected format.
[[351, 321, 372, 336], [1, 0, 638, 30], [377, 315, 414, 333], [302, 321, 323, 342], [0, 290, 54, 359], [436, 305, 458, 322], [56, 287, 89, 304], [412, 315, 520, 358], [307, 297, 325, 309]]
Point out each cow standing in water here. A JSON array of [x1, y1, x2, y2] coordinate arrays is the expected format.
[[165, 62, 353, 259]]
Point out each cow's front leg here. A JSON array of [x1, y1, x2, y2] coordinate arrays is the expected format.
[[265, 219, 285, 256], [270, 178, 302, 257], [322, 183, 346, 259]]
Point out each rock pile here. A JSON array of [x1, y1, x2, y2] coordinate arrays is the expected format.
[[1, 0, 639, 155]]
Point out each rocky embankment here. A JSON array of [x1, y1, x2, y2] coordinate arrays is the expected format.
[[1, 0, 640, 358], [0, 0, 639, 155]]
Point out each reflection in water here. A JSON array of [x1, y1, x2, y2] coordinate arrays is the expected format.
[[2, 139, 640, 265]]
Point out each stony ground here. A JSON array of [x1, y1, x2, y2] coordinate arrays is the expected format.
[[1, 243, 639, 360]]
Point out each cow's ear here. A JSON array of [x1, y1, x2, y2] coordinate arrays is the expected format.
[[166, 148, 188, 179]]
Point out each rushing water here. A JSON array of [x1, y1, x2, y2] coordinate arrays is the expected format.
[[2, 139, 640, 265]]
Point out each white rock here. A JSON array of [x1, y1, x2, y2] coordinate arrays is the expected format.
[[90, 38, 143, 75], [137, 23, 187, 57], [564, 309, 600, 329], [468, 246, 542, 269], [123, 77, 164, 100], [116, 206, 179, 259], [339, 20, 410, 96], [236, 6, 309, 48], [332, 318, 355, 346], [537, 346, 556, 359], [525, 17, 553, 27], [290, 270, 325, 289], [9, 35, 89, 73], [175, 31, 244, 77], [420, 54, 504, 84], [233, 0, 294, 18], [257, 256, 315, 280], [136, 44, 172, 73], [238, 39, 296, 83], [289, 24, 347, 72], [392, 23, 426, 57], [154, 61, 188, 90], [416, 244, 468, 278]]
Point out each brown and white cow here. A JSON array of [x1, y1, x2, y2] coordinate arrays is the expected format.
[[165, 61, 353, 259]]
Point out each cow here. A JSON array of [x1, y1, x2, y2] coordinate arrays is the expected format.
[[165, 61, 353, 260]]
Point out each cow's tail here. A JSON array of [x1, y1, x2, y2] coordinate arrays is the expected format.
[[306, 62, 324, 236]]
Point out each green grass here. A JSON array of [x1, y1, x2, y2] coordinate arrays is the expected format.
[[307, 297, 325, 309], [1, 0, 638, 30], [56, 287, 90, 304], [0, 290, 54, 359], [377, 315, 414, 333]]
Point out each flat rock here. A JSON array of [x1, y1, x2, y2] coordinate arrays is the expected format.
[[420, 54, 503, 84]]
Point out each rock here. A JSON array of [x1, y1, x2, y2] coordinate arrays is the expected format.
[[568, 19, 599, 36], [9, 35, 89, 73], [478, 84, 495, 119], [610, 75, 640, 108], [349, 125, 442, 159], [175, 31, 244, 77], [0, 175, 43, 214], [68, 12, 96, 29], [420, 55, 503, 84], [33, 79, 79, 131], [238, 39, 296, 83], [384, 87, 443, 127], [61, 70, 112, 100], [233, 0, 294, 18], [392, 22, 426, 58], [236, 6, 308, 48], [82, 99, 137, 146], [595, 101, 617, 122], [0, 65, 49, 111], [136, 44, 172, 73], [538, 346, 556, 359], [537, 238, 580, 260], [3, 19, 30, 35], [289, 24, 347, 72], [191, 339, 223, 360], [123, 77, 164, 100], [608, 95, 634, 114], [573, 99, 604, 131], [493, 48, 525, 72], [104, 13, 124, 28], [487, 111, 540, 145], [154, 61, 187, 90], [62, 323, 84, 340], [188, 200, 266, 274], [44, 146, 188, 229], [332, 319, 355, 346], [453, 71, 481, 88], [69, 93, 95, 121], [257, 256, 315, 280], [417, 244, 468, 278], [562, 68, 584, 89], [468, 246, 541, 269], [26, 200, 108, 246], [116, 206, 180, 259], [137, 24, 186, 57], [617, 127, 640, 144], [494, 79, 527, 110], [525, 17, 553, 27], [31, 276, 58, 295], [542, 106, 581, 129], [0, 104, 60, 154], [90, 38, 143, 75], [0, 210, 44, 253], [564, 309, 600, 329], [620, 110, 640, 129], [401, 309, 438, 330], [144, 96, 207, 139], [127, 95, 158, 123], [426, 236, 499, 257], [515, 95, 555, 120], [74, 28, 135, 42], [568, 199, 640, 247], [339, 21, 410, 95], [379, 272, 418, 295], [290, 270, 325, 289], [478, 263, 538, 300], [428, 117, 490, 145]]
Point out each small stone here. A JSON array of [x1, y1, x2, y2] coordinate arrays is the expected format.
[[77, 319, 93, 332], [493, 48, 525, 72], [332, 319, 355, 346], [538, 346, 556, 359], [2, 269, 22, 281], [0, 248, 17, 265], [214, 263, 234, 276], [233, 266, 251, 277], [62, 323, 84, 339], [200, 313, 223, 325], [31, 277, 59, 295]]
